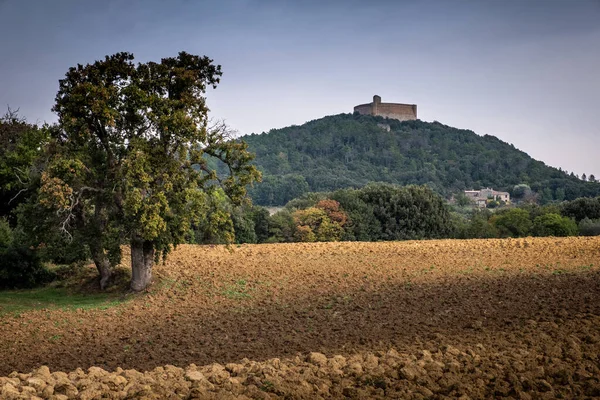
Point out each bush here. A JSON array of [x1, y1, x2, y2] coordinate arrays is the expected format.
[[0, 219, 54, 289], [330, 189, 380, 241], [560, 197, 600, 222], [358, 183, 452, 240], [532, 213, 578, 237], [492, 208, 532, 237], [14, 200, 90, 264], [267, 209, 296, 243], [292, 202, 346, 242], [578, 217, 600, 236], [249, 206, 271, 243], [487, 200, 499, 209], [0, 218, 12, 248], [460, 210, 498, 238], [0, 245, 55, 289], [231, 208, 257, 244]]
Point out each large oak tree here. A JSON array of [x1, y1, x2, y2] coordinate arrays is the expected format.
[[40, 52, 259, 290]]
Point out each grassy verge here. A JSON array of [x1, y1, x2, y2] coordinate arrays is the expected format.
[[0, 286, 127, 316]]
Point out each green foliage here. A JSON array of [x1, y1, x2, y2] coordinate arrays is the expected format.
[[487, 200, 499, 208], [249, 206, 271, 243], [37, 51, 260, 289], [560, 197, 600, 223], [0, 245, 55, 290], [262, 184, 452, 242], [291, 200, 347, 242], [0, 110, 49, 223], [267, 209, 296, 243], [454, 192, 472, 207], [187, 188, 272, 244], [242, 114, 600, 206], [231, 207, 257, 244], [455, 209, 498, 239], [220, 190, 600, 242], [512, 184, 532, 200], [0, 218, 13, 248], [0, 219, 55, 289], [329, 189, 380, 241], [284, 192, 328, 211], [492, 208, 532, 238], [524, 203, 562, 220], [189, 188, 234, 244], [248, 174, 309, 206], [358, 183, 452, 240], [578, 218, 600, 236], [532, 213, 578, 237], [14, 193, 90, 265]]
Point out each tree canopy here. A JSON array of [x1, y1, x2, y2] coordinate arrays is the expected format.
[[0, 109, 49, 223], [35, 52, 259, 290]]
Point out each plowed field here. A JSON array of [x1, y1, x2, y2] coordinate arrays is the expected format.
[[1, 237, 600, 399]]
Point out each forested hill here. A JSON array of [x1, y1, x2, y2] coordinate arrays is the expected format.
[[241, 113, 600, 206]]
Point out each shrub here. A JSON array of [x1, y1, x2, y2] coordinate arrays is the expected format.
[[247, 206, 271, 243], [487, 200, 499, 209], [292, 206, 345, 242], [463, 210, 498, 238], [0, 218, 12, 248], [560, 197, 600, 222], [0, 245, 55, 289], [358, 184, 452, 240], [330, 189, 380, 241], [578, 217, 600, 236], [231, 208, 257, 244], [267, 209, 296, 243], [492, 208, 532, 237], [0, 220, 53, 289], [532, 213, 578, 237], [512, 184, 532, 200]]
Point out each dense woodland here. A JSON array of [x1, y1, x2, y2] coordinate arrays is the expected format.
[[241, 114, 600, 205]]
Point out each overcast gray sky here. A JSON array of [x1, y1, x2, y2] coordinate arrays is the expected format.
[[1, 0, 599, 176]]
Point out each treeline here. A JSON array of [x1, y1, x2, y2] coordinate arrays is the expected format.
[[452, 198, 600, 239], [188, 184, 600, 245], [187, 183, 451, 244], [241, 114, 600, 205], [3, 177, 600, 288]]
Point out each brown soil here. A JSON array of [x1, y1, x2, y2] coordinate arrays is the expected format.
[[1, 237, 600, 399]]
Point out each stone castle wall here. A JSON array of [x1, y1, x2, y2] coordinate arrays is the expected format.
[[354, 95, 417, 122], [353, 103, 373, 115]]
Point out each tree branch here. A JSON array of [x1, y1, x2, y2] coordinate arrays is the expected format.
[[57, 186, 103, 242], [8, 188, 27, 204]]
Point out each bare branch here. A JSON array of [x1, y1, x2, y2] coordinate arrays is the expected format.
[[13, 171, 26, 185], [8, 188, 27, 204], [56, 186, 103, 242]]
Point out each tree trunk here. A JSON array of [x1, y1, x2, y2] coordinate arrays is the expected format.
[[90, 243, 112, 290], [88, 202, 112, 290], [130, 236, 154, 291]]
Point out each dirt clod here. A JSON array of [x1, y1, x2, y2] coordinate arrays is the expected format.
[[0, 237, 599, 398]]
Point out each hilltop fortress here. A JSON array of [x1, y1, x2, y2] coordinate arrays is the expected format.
[[354, 95, 417, 121]]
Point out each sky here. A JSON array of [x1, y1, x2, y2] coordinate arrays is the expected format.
[[1, 0, 599, 177]]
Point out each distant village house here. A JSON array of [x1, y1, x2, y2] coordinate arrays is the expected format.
[[464, 188, 510, 208]]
